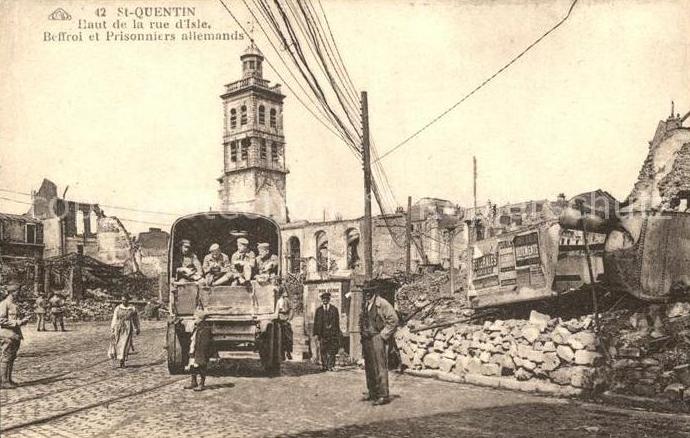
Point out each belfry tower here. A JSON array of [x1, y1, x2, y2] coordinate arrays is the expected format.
[[217, 42, 288, 223]]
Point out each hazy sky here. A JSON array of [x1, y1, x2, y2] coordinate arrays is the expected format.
[[1, 0, 689, 234]]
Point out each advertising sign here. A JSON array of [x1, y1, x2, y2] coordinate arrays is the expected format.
[[513, 232, 541, 267]]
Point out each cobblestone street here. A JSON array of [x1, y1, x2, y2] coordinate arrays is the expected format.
[[0, 322, 688, 437]]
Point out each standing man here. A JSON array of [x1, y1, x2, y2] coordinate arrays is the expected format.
[[0, 284, 31, 389], [360, 283, 399, 406], [312, 292, 340, 371], [34, 294, 47, 332], [49, 292, 66, 332], [230, 237, 255, 285], [274, 285, 293, 360]]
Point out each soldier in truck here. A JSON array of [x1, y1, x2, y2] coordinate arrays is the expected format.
[[203, 243, 232, 285]]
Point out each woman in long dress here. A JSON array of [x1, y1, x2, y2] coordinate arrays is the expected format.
[[108, 294, 140, 368]]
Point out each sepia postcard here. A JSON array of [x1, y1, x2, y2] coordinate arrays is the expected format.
[[1, 0, 689, 436]]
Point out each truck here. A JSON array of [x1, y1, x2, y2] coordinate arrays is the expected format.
[[165, 212, 284, 374]]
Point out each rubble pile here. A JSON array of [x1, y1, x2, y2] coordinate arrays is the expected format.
[[601, 301, 690, 401], [395, 310, 603, 395], [395, 270, 468, 323], [64, 298, 116, 321]]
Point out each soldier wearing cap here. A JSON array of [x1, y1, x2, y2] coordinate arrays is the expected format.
[[255, 242, 279, 280], [34, 294, 48, 332], [203, 243, 231, 286], [230, 237, 255, 285], [175, 239, 202, 283], [313, 291, 340, 371], [48, 292, 66, 332], [360, 282, 399, 406], [0, 283, 30, 389]]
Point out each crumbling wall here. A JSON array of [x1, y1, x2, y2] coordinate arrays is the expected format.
[[657, 142, 690, 211], [395, 311, 602, 396]]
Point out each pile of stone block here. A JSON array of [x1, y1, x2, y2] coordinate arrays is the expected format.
[[395, 310, 603, 395]]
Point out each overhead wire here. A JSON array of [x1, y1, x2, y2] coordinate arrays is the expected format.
[[374, 0, 580, 163]]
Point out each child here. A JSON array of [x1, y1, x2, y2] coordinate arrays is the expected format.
[[184, 309, 212, 391]]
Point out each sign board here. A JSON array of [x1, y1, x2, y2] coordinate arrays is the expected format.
[[303, 280, 350, 336]]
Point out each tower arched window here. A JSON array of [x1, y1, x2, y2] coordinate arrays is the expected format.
[[240, 105, 247, 125], [230, 141, 238, 162], [315, 231, 328, 272], [258, 105, 265, 125], [270, 108, 277, 128], [241, 138, 249, 161], [230, 108, 237, 129], [271, 142, 280, 163], [260, 139, 267, 161]]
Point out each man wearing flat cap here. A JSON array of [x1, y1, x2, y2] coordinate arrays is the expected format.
[[313, 291, 340, 371], [0, 283, 30, 389], [360, 282, 399, 406], [230, 237, 255, 285], [203, 243, 231, 286], [256, 242, 279, 280], [176, 239, 202, 283]]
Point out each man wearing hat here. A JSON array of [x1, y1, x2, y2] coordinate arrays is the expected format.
[[0, 283, 31, 389], [175, 239, 202, 283], [49, 292, 66, 332], [255, 242, 279, 280], [360, 283, 399, 406], [230, 237, 255, 285], [312, 291, 340, 371], [203, 243, 231, 285]]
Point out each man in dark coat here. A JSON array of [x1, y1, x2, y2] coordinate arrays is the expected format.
[[312, 292, 340, 371], [0, 284, 30, 389], [184, 310, 213, 391], [360, 283, 399, 406]]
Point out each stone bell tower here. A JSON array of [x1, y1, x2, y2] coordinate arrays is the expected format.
[[217, 42, 288, 223]]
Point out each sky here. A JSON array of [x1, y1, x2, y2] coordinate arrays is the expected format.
[[1, 0, 689, 234]]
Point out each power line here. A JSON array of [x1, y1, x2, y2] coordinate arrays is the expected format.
[[374, 0, 579, 163]]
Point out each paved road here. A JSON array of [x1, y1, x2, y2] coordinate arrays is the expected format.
[[2, 322, 690, 437]]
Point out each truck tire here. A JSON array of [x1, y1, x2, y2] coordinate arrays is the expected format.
[[260, 322, 282, 374], [166, 322, 189, 374]]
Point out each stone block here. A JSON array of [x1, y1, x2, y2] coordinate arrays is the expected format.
[[541, 352, 561, 372], [489, 353, 504, 365], [521, 359, 537, 371], [479, 351, 492, 363], [502, 355, 516, 370], [541, 341, 556, 352], [454, 340, 470, 355], [526, 349, 545, 364], [442, 348, 457, 360], [551, 326, 572, 345], [455, 356, 470, 374], [557, 345, 575, 363], [413, 349, 426, 366], [466, 357, 484, 375], [567, 331, 597, 351], [433, 340, 446, 352], [514, 367, 532, 381], [439, 357, 455, 373], [482, 363, 501, 376], [574, 350, 601, 366], [529, 310, 551, 331], [618, 347, 642, 358], [517, 344, 531, 358], [521, 325, 541, 343], [423, 352, 441, 369], [549, 367, 573, 385], [641, 358, 660, 367], [570, 366, 594, 388]]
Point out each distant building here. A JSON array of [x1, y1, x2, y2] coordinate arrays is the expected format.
[[0, 212, 44, 263]]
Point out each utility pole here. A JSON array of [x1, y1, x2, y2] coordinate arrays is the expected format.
[[361, 91, 373, 281], [448, 228, 455, 294], [405, 196, 412, 276]]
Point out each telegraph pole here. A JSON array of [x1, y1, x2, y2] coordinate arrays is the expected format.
[[405, 196, 412, 275], [361, 91, 373, 281], [473, 156, 477, 210]]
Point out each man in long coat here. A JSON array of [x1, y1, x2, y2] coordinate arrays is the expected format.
[[360, 283, 399, 405], [0, 284, 30, 389], [312, 292, 340, 371]]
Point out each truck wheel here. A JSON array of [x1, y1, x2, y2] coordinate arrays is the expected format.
[[260, 322, 282, 374], [166, 322, 189, 374]]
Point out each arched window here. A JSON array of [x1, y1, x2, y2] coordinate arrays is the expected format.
[[315, 231, 328, 272], [260, 139, 267, 161], [270, 108, 277, 128], [240, 105, 247, 125], [271, 142, 280, 163], [346, 228, 360, 270], [241, 138, 249, 161], [288, 236, 301, 273], [230, 141, 238, 162], [230, 108, 237, 129], [258, 105, 265, 125]]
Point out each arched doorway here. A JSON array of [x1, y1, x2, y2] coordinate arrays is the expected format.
[[345, 228, 360, 270], [287, 236, 301, 273], [315, 230, 328, 272]]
